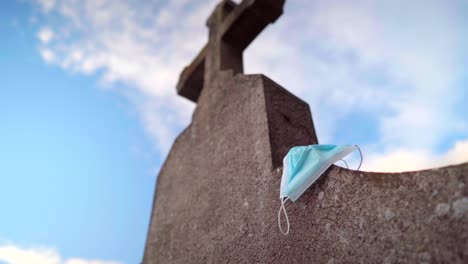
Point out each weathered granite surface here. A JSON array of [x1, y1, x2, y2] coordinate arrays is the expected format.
[[143, 72, 468, 263], [142, 0, 468, 263]]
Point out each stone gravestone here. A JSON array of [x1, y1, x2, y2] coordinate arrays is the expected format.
[[142, 0, 468, 263]]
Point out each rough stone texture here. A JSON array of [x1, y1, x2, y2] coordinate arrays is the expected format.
[[143, 73, 319, 263], [264, 164, 468, 264], [142, 0, 468, 263], [176, 45, 206, 102], [143, 72, 468, 263]]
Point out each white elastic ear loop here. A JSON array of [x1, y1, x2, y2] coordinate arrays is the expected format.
[[340, 146, 364, 170], [355, 145, 363, 170], [278, 197, 290, 235], [340, 159, 349, 169]]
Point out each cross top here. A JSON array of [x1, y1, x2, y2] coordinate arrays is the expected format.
[[176, 0, 285, 102]]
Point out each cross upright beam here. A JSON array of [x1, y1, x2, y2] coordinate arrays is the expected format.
[[176, 0, 285, 102]]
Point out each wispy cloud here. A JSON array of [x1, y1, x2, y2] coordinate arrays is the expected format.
[[31, 0, 468, 171], [0, 243, 120, 264], [39, 48, 56, 63], [65, 259, 121, 264], [32, 0, 219, 153], [36, 0, 55, 13], [37, 27, 54, 44], [246, 0, 467, 146], [364, 139, 468, 172], [246, 0, 468, 170]]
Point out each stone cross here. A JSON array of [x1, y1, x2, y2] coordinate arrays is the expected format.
[[142, 0, 468, 263], [176, 0, 285, 102]]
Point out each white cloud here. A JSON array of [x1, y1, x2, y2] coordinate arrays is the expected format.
[[32, 0, 219, 154], [39, 48, 56, 63], [246, 0, 466, 149], [31, 0, 468, 171], [0, 243, 120, 264], [244, 0, 467, 171], [65, 259, 121, 264], [36, 0, 56, 13], [0, 245, 60, 264], [364, 139, 468, 172], [37, 27, 54, 44]]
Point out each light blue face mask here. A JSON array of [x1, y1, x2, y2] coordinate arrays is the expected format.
[[278, 144, 363, 235]]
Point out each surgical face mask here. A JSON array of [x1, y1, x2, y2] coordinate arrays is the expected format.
[[278, 144, 363, 235]]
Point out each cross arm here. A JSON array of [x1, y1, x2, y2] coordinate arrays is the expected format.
[[221, 0, 285, 50], [175, 0, 285, 103], [176, 44, 207, 102]]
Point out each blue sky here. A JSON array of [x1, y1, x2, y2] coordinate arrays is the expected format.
[[1, 1, 159, 263], [0, 0, 467, 263]]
